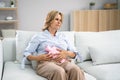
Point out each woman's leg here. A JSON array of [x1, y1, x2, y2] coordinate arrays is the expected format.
[[60, 62, 85, 80], [36, 61, 67, 80]]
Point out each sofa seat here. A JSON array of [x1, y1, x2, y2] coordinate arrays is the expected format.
[[77, 61, 120, 80], [2, 61, 47, 80], [2, 61, 96, 80]]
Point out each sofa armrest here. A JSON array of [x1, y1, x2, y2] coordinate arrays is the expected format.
[[0, 40, 3, 80], [2, 38, 16, 62]]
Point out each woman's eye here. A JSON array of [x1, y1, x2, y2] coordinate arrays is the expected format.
[[55, 18, 59, 21], [55, 18, 62, 22]]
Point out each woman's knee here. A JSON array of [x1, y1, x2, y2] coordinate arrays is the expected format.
[[69, 65, 82, 73], [54, 67, 66, 74], [52, 67, 67, 80]]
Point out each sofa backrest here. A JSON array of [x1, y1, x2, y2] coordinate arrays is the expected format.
[[15, 30, 75, 64], [2, 30, 75, 64], [74, 30, 120, 64], [4, 30, 120, 65]]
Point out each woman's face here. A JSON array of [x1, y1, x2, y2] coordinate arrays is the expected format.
[[50, 13, 62, 30]]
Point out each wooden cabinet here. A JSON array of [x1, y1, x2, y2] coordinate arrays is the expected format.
[[70, 10, 120, 31], [0, 0, 18, 32], [99, 10, 120, 31]]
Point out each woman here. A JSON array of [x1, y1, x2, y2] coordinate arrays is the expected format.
[[24, 10, 85, 80]]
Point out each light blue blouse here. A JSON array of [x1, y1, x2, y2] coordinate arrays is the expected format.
[[24, 30, 78, 58]]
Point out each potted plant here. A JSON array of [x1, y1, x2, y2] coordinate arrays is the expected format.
[[10, 0, 15, 8], [89, 2, 95, 10]]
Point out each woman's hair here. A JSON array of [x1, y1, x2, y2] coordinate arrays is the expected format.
[[42, 10, 63, 31]]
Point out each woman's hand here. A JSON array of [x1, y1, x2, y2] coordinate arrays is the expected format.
[[27, 54, 53, 62], [54, 50, 68, 62], [36, 54, 52, 61], [53, 49, 76, 62]]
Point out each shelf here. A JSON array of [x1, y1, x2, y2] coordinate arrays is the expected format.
[[0, 0, 18, 38], [0, 7, 17, 10], [0, 20, 17, 23]]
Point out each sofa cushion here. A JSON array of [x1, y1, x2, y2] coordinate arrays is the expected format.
[[16, 30, 39, 64], [2, 61, 96, 80], [89, 30, 120, 65], [16, 30, 75, 69], [77, 61, 120, 80], [89, 44, 120, 65], [2, 62, 47, 80], [75, 32, 98, 61], [84, 73, 96, 80], [75, 30, 120, 63]]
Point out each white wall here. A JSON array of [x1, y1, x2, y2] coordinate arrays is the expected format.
[[18, 0, 116, 31], [118, 0, 120, 9]]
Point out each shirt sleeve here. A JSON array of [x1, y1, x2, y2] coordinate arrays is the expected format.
[[24, 34, 40, 58], [64, 35, 83, 61]]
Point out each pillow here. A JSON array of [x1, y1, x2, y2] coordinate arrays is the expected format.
[[16, 30, 39, 64], [89, 43, 120, 65], [75, 32, 99, 62], [75, 30, 120, 63]]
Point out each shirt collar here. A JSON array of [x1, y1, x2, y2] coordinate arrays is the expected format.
[[44, 30, 59, 36]]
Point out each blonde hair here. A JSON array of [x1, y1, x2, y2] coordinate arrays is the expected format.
[[42, 10, 63, 31]]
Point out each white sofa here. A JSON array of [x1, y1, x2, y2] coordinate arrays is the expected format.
[[1, 30, 120, 80], [1, 30, 96, 80]]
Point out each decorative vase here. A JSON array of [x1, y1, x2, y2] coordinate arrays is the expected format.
[[10, 0, 15, 8], [89, 2, 95, 10]]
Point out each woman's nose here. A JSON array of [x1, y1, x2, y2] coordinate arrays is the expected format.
[[58, 20, 61, 24]]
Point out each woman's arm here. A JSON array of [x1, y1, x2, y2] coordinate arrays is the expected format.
[[54, 49, 76, 62], [59, 50, 76, 58], [27, 54, 52, 61]]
